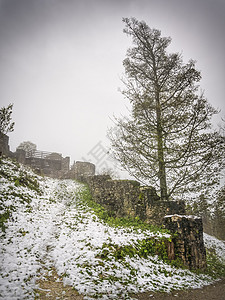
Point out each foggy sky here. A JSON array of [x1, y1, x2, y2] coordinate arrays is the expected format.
[[0, 0, 225, 174]]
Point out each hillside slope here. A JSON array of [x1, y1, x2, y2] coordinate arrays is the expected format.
[[0, 157, 224, 299]]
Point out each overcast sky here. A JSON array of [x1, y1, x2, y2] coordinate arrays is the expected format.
[[0, 0, 224, 174]]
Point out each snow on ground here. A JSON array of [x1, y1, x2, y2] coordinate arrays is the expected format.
[[0, 158, 224, 299], [203, 233, 225, 263]]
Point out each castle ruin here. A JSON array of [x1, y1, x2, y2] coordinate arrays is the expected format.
[[0, 132, 208, 269], [0, 132, 94, 179]]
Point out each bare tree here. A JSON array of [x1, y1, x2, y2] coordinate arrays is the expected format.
[[17, 141, 37, 154], [108, 18, 225, 200]]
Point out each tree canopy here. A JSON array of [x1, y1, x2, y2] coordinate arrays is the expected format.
[[17, 141, 37, 154], [108, 18, 225, 200], [0, 103, 15, 135]]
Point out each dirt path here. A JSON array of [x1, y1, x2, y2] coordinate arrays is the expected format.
[[35, 267, 83, 300], [36, 270, 225, 300], [133, 278, 225, 300]]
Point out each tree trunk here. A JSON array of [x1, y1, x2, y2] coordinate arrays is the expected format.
[[156, 96, 168, 200]]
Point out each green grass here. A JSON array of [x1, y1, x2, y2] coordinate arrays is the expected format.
[[0, 157, 41, 194], [77, 184, 170, 234], [77, 184, 186, 269], [77, 184, 225, 276], [204, 249, 225, 278], [0, 157, 41, 231], [96, 238, 184, 268]]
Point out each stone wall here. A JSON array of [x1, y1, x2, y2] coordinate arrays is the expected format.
[[164, 215, 207, 269], [15, 149, 26, 164], [0, 133, 88, 179], [62, 156, 70, 174], [67, 161, 96, 181], [0, 133, 208, 269], [84, 175, 207, 269], [85, 175, 185, 225], [202, 213, 225, 241], [14, 148, 70, 178], [0, 132, 10, 156], [25, 156, 62, 177]]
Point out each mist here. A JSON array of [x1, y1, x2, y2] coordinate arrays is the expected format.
[[0, 0, 224, 174]]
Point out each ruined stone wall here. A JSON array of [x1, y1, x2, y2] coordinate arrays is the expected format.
[[14, 149, 70, 178], [0, 132, 10, 156], [0, 134, 207, 269], [62, 156, 70, 174], [201, 213, 225, 240], [84, 175, 207, 269], [85, 175, 185, 225], [25, 156, 62, 177], [86, 176, 141, 218], [164, 215, 207, 269], [68, 161, 96, 180], [15, 149, 26, 164]]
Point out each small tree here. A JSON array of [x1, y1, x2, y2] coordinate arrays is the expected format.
[[0, 103, 15, 134], [108, 18, 225, 199], [17, 141, 37, 154]]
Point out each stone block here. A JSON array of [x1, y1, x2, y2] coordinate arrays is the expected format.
[[163, 215, 207, 269]]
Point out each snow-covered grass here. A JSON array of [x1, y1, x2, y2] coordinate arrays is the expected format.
[[0, 157, 224, 299], [204, 233, 225, 263]]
